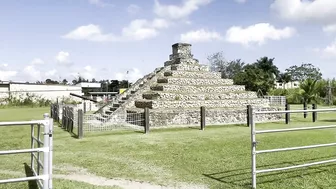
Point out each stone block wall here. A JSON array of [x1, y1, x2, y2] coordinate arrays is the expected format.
[[143, 91, 258, 101], [148, 107, 283, 127]]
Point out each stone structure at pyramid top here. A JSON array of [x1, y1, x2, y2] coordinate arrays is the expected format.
[[170, 43, 193, 60], [165, 43, 199, 66]]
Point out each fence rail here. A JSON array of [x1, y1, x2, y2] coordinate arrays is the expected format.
[[0, 113, 53, 189], [250, 107, 336, 189]]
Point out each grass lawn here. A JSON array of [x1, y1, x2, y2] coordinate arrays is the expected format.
[[1, 106, 336, 188]]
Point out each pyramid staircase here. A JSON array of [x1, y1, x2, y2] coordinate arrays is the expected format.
[[95, 43, 279, 126]]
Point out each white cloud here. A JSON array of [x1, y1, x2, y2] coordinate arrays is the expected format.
[[56, 51, 72, 65], [88, 0, 113, 7], [127, 4, 141, 15], [180, 29, 222, 43], [0, 64, 17, 81], [314, 40, 336, 57], [225, 23, 296, 46], [115, 68, 142, 82], [270, 0, 336, 25], [154, 0, 212, 20], [63, 19, 169, 42], [71, 65, 97, 80], [45, 69, 58, 78], [22, 65, 42, 82], [235, 0, 246, 3], [323, 24, 336, 34], [62, 24, 118, 42], [122, 18, 170, 41], [31, 58, 44, 65]]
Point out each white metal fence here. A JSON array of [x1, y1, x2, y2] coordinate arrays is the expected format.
[[0, 113, 53, 189], [250, 108, 336, 189], [82, 112, 145, 132], [263, 96, 286, 106]]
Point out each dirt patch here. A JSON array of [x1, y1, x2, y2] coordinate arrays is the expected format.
[[0, 166, 208, 189]]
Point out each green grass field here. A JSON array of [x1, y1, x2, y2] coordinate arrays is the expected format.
[[1, 107, 336, 189]]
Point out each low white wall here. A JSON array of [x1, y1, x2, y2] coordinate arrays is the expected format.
[[9, 83, 83, 102], [0, 86, 9, 99]]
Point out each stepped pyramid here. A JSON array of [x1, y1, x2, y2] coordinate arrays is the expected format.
[[96, 43, 280, 127]]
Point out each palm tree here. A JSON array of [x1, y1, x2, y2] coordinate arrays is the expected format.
[[300, 78, 319, 104]]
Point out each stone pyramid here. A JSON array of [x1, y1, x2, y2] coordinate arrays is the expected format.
[[97, 43, 280, 127]]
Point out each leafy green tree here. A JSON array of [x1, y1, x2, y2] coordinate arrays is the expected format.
[[285, 63, 322, 81], [300, 78, 319, 104], [255, 57, 280, 78], [233, 57, 279, 94]]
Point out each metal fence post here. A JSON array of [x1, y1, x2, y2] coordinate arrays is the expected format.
[[304, 102, 307, 118], [285, 103, 290, 124], [250, 106, 257, 189], [78, 109, 83, 139], [43, 114, 50, 189], [61, 107, 63, 128], [144, 108, 149, 134], [200, 106, 205, 130], [30, 124, 34, 171], [83, 101, 87, 114], [312, 104, 317, 122], [44, 113, 53, 189], [247, 105, 252, 127], [50, 105, 53, 119]]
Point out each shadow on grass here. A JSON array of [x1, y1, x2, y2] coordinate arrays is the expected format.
[[24, 163, 39, 189], [203, 155, 336, 188], [318, 119, 336, 122]]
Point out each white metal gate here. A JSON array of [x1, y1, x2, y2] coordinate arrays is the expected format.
[[0, 113, 53, 189], [263, 96, 286, 106], [250, 108, 336, 189]]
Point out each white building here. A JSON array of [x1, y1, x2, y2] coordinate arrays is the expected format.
[[0, 81, 83, 103], [275, 81, 300, 89]]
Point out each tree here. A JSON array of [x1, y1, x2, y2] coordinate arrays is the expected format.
[[285, 63, 322, 81], [300, 78, 319, 104], [233, 57, 279, 94], [45, 79, 59, 84], [223, 59, 245, 79], [207, 51, 227, 72], [255, 56, 280, 78], [234, 65, 275, 94], [62, 79, 68, 85], [207, 52, 245, 79]]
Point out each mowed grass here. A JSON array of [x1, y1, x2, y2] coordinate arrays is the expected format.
[[1, 107, 336, 188]]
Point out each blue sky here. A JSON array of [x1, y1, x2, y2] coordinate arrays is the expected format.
[[1, 0, 336, 82]]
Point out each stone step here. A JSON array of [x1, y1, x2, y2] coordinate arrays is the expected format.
[[150, 84, 245, 93], [142, 91, 258, 100], [96, 116, 107, 122], [157, 77, 233, 86], [102, 114, 109, 118], [113, 103, 120, 108], [105, 110, 113, 114], [171, 64, 209, 72], [110, 107, 118, 111], [135, 99, 269, 109], [164, 70, 221, 79]]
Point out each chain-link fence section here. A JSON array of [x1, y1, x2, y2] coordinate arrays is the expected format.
[[263, 96, 286, 106], [83, 112, 145, 132]]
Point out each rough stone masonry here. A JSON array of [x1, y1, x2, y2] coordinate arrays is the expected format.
[[126, 42, 283, 127]]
